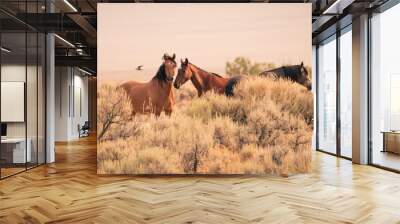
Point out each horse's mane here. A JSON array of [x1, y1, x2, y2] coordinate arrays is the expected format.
[[264, 64, 305, 79], [152, 64, 168, 83], [284, 64, 301, 70], [191, 63, 223, 78], [284, 65, 305, 78], [211, 72, 223, 78]]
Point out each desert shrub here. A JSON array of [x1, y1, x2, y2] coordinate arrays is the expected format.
[[185, 92, 249, 123], [97, 84, 133, 141], [108, 118, 142, 140], [97, 76, 313, 176], [126, 147, 172, 174], [235, 77, 313, 124], [174, 85, 197, 103], [210, 116, 240, 150], [97, 140, 127, 162], [239, 144, 258, 162]]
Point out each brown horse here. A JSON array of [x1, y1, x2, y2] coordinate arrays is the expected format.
[[119, 53, 177, 116], [173, 58, 244, 97]]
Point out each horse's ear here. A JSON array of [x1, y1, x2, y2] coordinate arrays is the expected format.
[[185, 58, 188, 64], [172, 53, 176, 60], [301, 61, 304, 67]]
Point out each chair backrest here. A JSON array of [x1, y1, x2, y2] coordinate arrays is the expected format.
[[82, 121, 90, 129]]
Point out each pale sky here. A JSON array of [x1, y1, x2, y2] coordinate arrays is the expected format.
[[98, 3, 311, 82]]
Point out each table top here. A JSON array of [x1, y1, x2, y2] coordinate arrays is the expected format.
[[381, 131, 400, 134], [1, 138, 29, 143]]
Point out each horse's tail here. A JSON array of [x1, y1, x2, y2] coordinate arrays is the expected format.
[[225, 75, 246, 96]]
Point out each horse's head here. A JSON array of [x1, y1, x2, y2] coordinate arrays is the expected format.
[[174, 58, 192, 89], [162, 53, 177, 82], [298, 62, 311, 90]]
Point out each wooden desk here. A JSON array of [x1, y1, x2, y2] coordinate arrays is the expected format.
[[381, 131, 400, 155], [1, 138, 31, 164]]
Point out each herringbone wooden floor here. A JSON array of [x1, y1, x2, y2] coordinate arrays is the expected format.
[[1, 136, 400, 224]]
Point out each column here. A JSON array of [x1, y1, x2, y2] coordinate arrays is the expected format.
[[352, 14, 369, 164]]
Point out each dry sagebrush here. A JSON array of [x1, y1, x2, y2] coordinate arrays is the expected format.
[[97, 76, 313, 176], [97, 84, 133, 141]]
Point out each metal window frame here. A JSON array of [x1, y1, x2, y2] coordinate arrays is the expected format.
[[316, 0, 400, 172], [367, 0, 400, 173], [315, 22, 353, 161]]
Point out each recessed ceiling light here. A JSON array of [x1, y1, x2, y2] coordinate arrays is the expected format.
[[78, 67, 93, 76], [63, 0, 78, 12], [1, 47, 11, 53], [54, 34, 75, 48], [323, 0, 355, 15]]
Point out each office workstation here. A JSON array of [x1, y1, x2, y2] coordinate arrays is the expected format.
[[0, 81, 34, 176], [0, 30, 46, 178]]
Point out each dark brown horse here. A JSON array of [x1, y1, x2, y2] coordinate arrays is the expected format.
[[119, 53, 177, 116], [259, 62, 311, 90], [173, 58, 243, 96]]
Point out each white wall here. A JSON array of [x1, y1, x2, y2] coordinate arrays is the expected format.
[[55, 67, 89, 141], [55, 66, 70, 141], [1, 65, 36, 138], [71, 73, 89, 138]]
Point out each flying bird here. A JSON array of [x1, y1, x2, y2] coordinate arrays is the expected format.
[[136, 65, 143, 71]]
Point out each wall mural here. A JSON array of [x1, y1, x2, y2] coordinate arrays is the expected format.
[[97, 3, 313, 175]]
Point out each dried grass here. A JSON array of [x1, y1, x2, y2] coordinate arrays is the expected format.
[[97, 76, 313, 176]]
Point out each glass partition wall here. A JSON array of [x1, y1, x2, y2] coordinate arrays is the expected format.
[[0, 3, 46, 179], [316, 25, 353, 159], [0, 31, 27, 177], [370, 3, 400, 171]]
